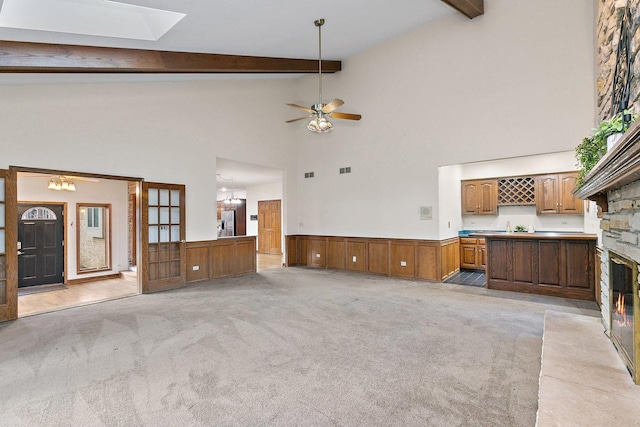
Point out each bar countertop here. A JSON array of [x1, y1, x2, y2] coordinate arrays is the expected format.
[[469, 231, 597, 241]]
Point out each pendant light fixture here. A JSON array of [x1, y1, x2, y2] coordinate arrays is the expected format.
[[286, 19, 362, 132], [218, 174, 242, 204]]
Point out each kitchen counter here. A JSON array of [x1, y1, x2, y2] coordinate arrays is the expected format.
[[478, 232, 596, 301], [470, 231, 597, 241]]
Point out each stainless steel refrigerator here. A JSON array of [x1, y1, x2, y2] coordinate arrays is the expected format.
[[220, 210, 235, 237]]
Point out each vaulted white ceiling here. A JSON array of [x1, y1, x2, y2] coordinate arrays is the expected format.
[[0, 0, 454, 60]]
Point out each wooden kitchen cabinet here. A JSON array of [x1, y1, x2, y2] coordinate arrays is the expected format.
[[536, 173, 583, 215], [459, 237, 486, 270], [461, 179, 498, 216]]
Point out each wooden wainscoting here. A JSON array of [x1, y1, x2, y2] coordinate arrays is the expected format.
[[368, 239, 390, 276], [186, 236, 256, 283], [286, 235, 460, 283]]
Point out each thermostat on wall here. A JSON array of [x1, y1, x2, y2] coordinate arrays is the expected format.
[[250, 215, 258, 221], [420, 206, 433, 220]]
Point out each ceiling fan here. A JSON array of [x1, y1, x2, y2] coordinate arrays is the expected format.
[[286, 18, 362, 133]]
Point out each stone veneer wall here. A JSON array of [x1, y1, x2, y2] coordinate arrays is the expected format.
[[597, 0, 640, 121], [599, 179, 640, 331]]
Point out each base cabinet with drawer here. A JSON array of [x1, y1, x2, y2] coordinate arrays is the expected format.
[[460, 237, 486, 270]]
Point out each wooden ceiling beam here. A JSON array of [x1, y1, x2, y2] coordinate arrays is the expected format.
[[440, 0, 484, 19], [0, 41, 342, 74]]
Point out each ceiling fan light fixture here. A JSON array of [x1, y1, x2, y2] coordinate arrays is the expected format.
[[308, 116, 334, 133], [286, 18, 361, 132]]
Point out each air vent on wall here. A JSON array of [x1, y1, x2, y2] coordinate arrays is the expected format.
[[339, 167, 351, 174], [304, 172, 315, 178]]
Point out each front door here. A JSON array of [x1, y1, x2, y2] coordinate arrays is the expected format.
[[141, 182, 186, 293], [258, 200, 282, 255], [17, 204, 65, 287], [0, 169, 18, 322]]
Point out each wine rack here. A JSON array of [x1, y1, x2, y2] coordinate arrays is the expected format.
[[498, 177, 536, 205]]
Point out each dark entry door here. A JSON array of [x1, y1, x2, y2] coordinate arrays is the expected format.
[[17, 204, 64, 288]]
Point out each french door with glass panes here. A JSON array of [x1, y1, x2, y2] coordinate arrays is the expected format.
[[0, 169, 18, 322], [141, 182, 186, 293]]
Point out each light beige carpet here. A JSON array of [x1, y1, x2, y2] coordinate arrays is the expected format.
[[0, 268, 598, 426]]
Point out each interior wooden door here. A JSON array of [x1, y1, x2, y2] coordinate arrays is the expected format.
[[129, 192, 137, 267], [258, 200, 282, 255], [0, 169, 18, 322], [141, 182, 186, 293]]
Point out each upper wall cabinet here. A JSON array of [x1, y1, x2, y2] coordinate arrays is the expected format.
[[462, 172, 583, 216], [462, 179, 498, 216], [536, 173, 583, 215]]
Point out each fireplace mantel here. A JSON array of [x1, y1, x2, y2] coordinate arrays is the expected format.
[[575, 119, 640, 211]]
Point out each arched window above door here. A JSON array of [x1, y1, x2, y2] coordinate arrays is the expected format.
[[20, 207, 57, 221]]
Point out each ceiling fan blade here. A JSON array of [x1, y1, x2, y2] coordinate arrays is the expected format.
[[286, 103, 315, 113], [329, 112, 362, 121], [322, 98, 344, 113], [286, 116, 312, 123]]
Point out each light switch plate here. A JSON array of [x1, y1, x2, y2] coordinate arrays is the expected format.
[[400, 261, 407, 267], [352, 256, 357, 262], [192, 265, 199, 271]]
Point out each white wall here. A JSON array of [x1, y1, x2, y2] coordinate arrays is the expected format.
[[438, 164, 463, 239], [0, 79, 299, 242], [293, 0, 595, 239], [459, 151, 579, 180], [17, 175, 129, 280], [0, 0, 596, 244]]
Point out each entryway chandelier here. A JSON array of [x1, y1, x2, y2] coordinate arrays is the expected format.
[[47, 176, 76, 191]]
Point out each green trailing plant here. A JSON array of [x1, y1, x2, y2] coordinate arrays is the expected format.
[[575, 110, 639, 186], [514, 225, 526, 232]]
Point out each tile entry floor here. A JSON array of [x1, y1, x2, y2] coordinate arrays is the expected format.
[[18, 277, 138, 317], [444, 270, 486, 287]]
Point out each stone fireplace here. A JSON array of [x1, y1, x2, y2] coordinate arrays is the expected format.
[[609, 251, 638, 375], [577, 119, 640, 383]]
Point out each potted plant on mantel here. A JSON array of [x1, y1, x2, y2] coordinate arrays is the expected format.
[[575, 109, 638, 187]]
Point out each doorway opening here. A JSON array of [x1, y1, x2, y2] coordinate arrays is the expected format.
[[216, 158, 285, 271], [16, 170, 141, 317]]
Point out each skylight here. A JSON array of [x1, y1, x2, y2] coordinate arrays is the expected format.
[[0, 0, 185, 41]]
